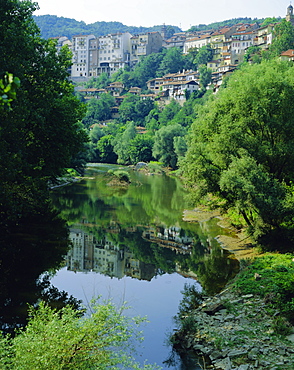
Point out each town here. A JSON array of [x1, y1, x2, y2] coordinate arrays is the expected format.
[[51, 4, 294, 104]]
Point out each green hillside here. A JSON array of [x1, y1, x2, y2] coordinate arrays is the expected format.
[[33, 15, 181, 39]]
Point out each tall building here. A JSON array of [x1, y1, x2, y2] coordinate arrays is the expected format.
[[71, 34, 96, 79], [286, 4, 294, 26]]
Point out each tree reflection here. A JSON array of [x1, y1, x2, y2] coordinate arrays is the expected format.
[[0, 205, 81, 333]]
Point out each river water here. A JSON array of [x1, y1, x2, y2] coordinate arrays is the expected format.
[[50, 164, 239, 369]]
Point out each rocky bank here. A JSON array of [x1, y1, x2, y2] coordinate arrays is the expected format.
[[174, 286, 294, 370]]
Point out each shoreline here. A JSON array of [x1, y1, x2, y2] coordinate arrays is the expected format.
[[177, 208, 294, 369]]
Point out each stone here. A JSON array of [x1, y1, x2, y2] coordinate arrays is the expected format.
[[228, 349, 248, 357], [213, 356, 232, 370], [286, 333, 294, 343], [209, 349, 223, 360], [203, 302, 225, 315], [236, 365, 250, 370]]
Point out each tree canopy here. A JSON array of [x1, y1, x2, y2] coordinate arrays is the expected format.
[[0, 301, 158, 369], [182, 59, 294, 239]]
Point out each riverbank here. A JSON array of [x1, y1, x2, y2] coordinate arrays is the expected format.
[[183, 206, 261, 261], [173, 284, 294, 370], [178, 208, 294, 369]]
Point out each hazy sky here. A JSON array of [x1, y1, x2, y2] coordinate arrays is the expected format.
[[34, 0, 288, 31]]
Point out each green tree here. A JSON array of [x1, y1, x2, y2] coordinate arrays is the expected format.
[[156, 48, 184, 77], [193, 44, 213, 68], [83, 93, 115, 126], [153, 123, 186, 168], [0, 301, 157, 369], [198, 65, 212, 89], [270, 19, 294, 56], [96, 135, 118, 163], [0, 0, 88, 220], [113, 122, 137, 164], [183, 60, 294, 238], [158, 99, 181, 127]]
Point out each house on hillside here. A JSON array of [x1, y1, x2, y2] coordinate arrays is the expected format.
[[78, 88, 107, 99], [106, 82, 124, 96], [130, 32, 163, 65], [183, 34, 211, 54], [280, 49, 294, 61], [163, 33, 187, 50]]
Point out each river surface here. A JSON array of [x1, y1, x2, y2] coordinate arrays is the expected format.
[[50, 164, 239, 369]]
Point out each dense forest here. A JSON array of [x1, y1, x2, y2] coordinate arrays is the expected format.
[[33, 14, 181, 39], [33, 14, 280, 39], [1, 1, 294, 367], [76, 17, 294, 250]]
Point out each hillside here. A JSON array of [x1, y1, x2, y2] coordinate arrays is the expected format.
[[33, 15, 181, 39], [33, 14, 281, 39]]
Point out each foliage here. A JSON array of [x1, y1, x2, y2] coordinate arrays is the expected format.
[[269, 19, 294, 56], [182, 60, 294, 240], [156, 48, 185, 77], [232, 253, 294, 322], [0, 301, 158, 369], [83, 93, 115, 126], [118, 94, 154, 125], [152, 123, 187, 169], [193, 44, 214, 68], [177, 283, 203, 316], [85, 73, 110, 89], [1, 0, 88, 185], [113, 170, 131, 183], [33, 14, 181, 39], [0, 72, 20, 109], [188, 17, 270, 33]]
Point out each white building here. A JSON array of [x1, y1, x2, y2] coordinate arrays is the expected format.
[[71, 34, 96, 79]]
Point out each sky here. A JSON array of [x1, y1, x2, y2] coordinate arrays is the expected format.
[[34, 0, 288, 31]]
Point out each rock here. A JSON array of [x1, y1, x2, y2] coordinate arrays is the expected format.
[[209, 349, 223, 360], [236, 365, 250, 370], [203, 302, 225, 315], [227, 349, 248, 357], [241, 294, 254, 299], [135, 162, 148, 170], [286, 333, 294, 343], [213, 356, 232, 370]]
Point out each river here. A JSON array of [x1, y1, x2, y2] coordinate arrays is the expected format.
[[50, 163, 239, 369]]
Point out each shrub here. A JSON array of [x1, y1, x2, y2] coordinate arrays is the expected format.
[[113, 170, 131, 183]]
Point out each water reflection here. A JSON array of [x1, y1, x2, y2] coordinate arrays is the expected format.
[[0, 206, 81, 333], [51, 164, 239, 294], [50, 164, 239, 369]]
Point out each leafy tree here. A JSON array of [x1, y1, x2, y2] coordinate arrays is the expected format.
[[261, 17, 280, 27], [83, 93, 115, 126], [118, 94, 141, 123], [96, 135, 118, 163], [118, 95, 154, 125], [156, 47, 185, 77], [269, 19, 294, 56], [183, 60, 294, 238], [153, 123, 186, 168], [193, 44, 213, 68], [198, 65, 212, 89], [129, 135, 155, 163], [243, 45, 262, 64], [113, 122, 137, 164], [85, 73, 110, 89], [0, 301, 157, 369], [0, 72, 20, 109], [158, 99, 181, 127], [0, 0, 88, 220]]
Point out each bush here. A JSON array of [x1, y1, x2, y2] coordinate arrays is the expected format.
[[113, 170, 131, 183], [233, 253, 294, 321]]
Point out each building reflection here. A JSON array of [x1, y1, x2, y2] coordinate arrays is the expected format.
[[67, 224, 194, 280]]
